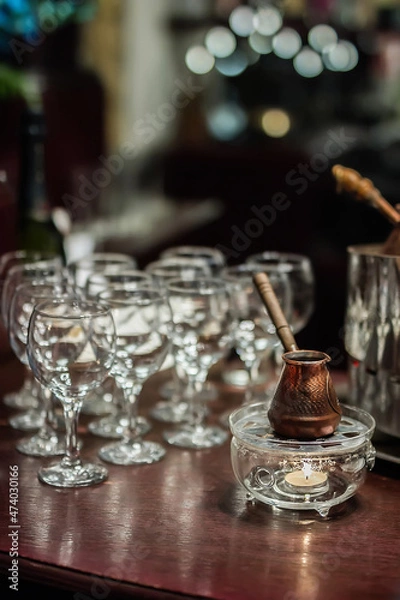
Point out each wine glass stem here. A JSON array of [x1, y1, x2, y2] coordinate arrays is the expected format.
[[123, 384, 143, 442], [62, 402, 82, 467], [38, 386, 58, 437], [171, 364, 186, 404], [186, 372, 207, 429]]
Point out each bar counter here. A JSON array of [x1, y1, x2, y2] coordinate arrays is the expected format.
[[1, 353, 400, 600]]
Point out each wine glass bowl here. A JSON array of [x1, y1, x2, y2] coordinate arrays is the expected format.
[[27, 299, 116, 487], [222, 263, 290, 402], [3, 260, 65, 430], [68, 252, 137, 290], [9, 281, 75, 457], [246, 252, 315, 335], [0, 251, 64, 411], [2, 260, 63, 330], [245, 252, 315, 395], [86, 269, 151, 299]]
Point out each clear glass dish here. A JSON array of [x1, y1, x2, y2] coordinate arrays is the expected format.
[[229, 402, 376, 517]]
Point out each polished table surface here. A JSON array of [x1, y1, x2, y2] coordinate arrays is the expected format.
[[0, 353, 400, 600]]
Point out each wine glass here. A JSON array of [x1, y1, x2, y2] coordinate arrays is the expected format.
[[27, 298, 116, 487], [163, 278, 234, 449], [85, 270, 153, 433], [1, 252, 63, 410], [145, 258, 213, 423], [9, 281, 74, 456], [246, 252, 315, 384], [68, 252, 137, 290], [97, 287, 171, 465], [221, 264, 291, 412]]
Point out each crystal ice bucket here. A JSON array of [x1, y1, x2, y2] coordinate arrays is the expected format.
[[346, 244, 400, 438]]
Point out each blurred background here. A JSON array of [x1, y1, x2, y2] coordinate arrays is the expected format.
[[1, 0, 400, 362]]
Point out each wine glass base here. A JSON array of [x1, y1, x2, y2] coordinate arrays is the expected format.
[[163, 425, 228, 449], [150, 400, 190, 423], [160, 380, 218, 402], [3, 390, 38, 410], [9, 410, 65, 432], [98, 440, 166, 465], [9, 410, 44, 432], [16, 432, 65, 457], [38, 461, 108, 487], [88, 415, 151, 439]]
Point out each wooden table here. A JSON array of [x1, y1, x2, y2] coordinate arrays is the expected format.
[[0, 354, 400, 600]]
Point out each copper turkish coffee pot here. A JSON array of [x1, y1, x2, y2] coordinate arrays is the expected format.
[[253, 272, 342, 440]]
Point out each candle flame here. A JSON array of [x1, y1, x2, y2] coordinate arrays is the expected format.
[[302, 463, 312, 481]]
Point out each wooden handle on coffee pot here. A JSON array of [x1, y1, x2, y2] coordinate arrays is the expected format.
[[332, 164, 400, 226], [253, 272, 297, 352]]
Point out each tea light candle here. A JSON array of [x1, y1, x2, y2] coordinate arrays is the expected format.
[[285, 464, 327, 490]]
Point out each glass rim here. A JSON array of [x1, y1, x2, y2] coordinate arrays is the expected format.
[[87, 269, 149, 282], [97, 286, 164, 305], [246, 251, 311, 264], [161, 245, 225, 261], [246, 253, 313, 274], [13, 280, 72, 300], [7, 260, 62, 277], [166, 277, 228, 294], [0, 250, 60, 263], [346, 243, 399, 259], [32, 298, 112, 320], [68, 253, 135, 268], [222, 264, 288, 281], [146, 257, 211, 271]]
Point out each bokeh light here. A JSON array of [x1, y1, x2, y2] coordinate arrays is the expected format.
[[248, 32, 273, 55], [261, 109, 291, 137], [273, 28, 302, 59], [246, 45, 260, 65], [254, 7, 283, 37], [185, 46, 215, 75], [205, 27, 237, 59], [229, 6, 256, 37], [293, 47, 323, 77], [308, 24, 338, 53], [215, 48, 249, 77], [207, 103, 248, 140], [323, 40, 359, 72]]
